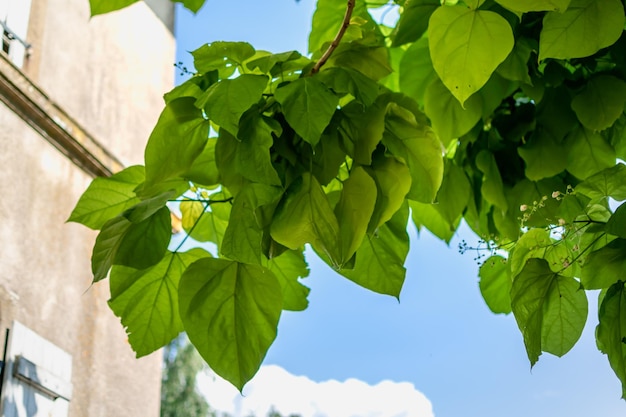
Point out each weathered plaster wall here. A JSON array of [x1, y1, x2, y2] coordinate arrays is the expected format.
[[0, 0, 176, 415]]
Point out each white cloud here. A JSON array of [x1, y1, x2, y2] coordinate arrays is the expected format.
[[197, 365, 434, 417]]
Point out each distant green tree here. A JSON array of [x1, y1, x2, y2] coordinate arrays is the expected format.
[[161, 334, 213, 417]]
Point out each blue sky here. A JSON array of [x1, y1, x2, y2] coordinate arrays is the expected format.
[[174, 2, 626, 416]]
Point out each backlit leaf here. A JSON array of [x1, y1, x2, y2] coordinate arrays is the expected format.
[[495, 0, 571, 12], [476, 150, 508, 212], [144, 98, 209, 194], [479, 256, 512, 314], [576, 164, 626, 201], [539, 0, 625, 61], [271, 173, 341, 267], [197, 75, 268, 136], [109, 248, 211, 357], [179, 258, 282, 391], [596, 281, 626, 398], [607, 205, 626, 239], [68, 165, 144, 230], [222, 184, 283, 265], [519, 128, 568, 181], [428, 6, 514, 105], [511, 258, 586, 365], [399, 37, 437, 106], [581, 239, 626, 290], [192, 42, 256, 78], [340, 203, 410, 298], [367, 155, 412, 231], [265, 250, 310, 311]]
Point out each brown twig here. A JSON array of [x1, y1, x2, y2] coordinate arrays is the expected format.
[[310, 0, 356, 75]]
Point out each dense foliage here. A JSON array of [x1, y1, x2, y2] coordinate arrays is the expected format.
[[73, 0, 626, 397]]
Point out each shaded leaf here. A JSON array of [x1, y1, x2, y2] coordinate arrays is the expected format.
[[391, 0, 440, 46], [565, 125, 616, 180], [383, 103, 444, 203], [571, 75, 626, 131], [576, 164, 626, 202]]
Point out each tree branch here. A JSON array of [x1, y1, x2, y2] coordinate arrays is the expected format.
[[310, 0, 356, 75]]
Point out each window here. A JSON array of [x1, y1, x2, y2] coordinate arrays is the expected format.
[[0, 0, 32, 68], [0, 321, 73, 417]]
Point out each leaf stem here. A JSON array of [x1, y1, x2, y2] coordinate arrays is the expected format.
[[310, 0, 356, 75]]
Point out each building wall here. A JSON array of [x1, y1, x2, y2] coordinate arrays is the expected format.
[[0, 0, 176, 416]]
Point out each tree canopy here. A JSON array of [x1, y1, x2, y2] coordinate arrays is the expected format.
[[71, 0, 626, 398]]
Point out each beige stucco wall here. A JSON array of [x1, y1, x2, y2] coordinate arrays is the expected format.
[[25, 0, 176, 166], [0, 0, 176, 416]]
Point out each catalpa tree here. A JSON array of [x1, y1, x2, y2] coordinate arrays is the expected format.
[[70, 0, 626, 396]]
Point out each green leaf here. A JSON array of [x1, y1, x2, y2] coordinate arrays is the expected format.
[[271, 173, 341, 267], [335, 166, 378, 263], [476, 150, 508, 212], [179, 258, 282, 391], [92, 216, 131, 282], [184, 140, 219, 187], [317, 67, 380, 107], [197, 75, 268, 136], [68, 165, 144, 230], [144, 98, 209, 194], [222, 184, 283, 265], [89, 0, 138, 16], [539, 0, 625, 61], [571, 75, 626, 131], [511, 258, 587, 365], [399, 37, 437, 106], [540, 268, 588, 357], [114, 206, 172, 270], [274, 77, 339, 147], [327, 44, 393, 82], [576, 164, 626, 201], [309, 0, 370, 54], [435, 160, 471, 226], [428, 6, 514, 105], [174, 0, 205, 13], [181, 200, 205, 231], [391, 0, 440, 46], [236, 109, 282, 186], [339, 99, 387, 165], [581, 239, 626, 290], [607, 204, 626, 238], [479, 256, 512, 314], [186, 192, 231, 245], [495, 0, 571, 12], [340, 203, 410, 298], [565, 125, 616, 180], [192, 42, 256, 78], [518, 128, 568, 181], [265, 250, 310, 311], [108, 248, 211, 357], [496, 38, 533, 85], [597, 281, 626, 398], [383, 103, 444, 203], [367, 155, 412, 231], [509, 229, 572, 278], [424, 78, 483, 144], [409, 200, 458, 243]]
